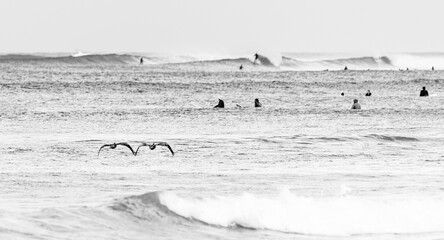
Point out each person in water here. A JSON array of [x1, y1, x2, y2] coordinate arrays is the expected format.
[[239, 65, 243, 70], [214, 99, 225, 108], [254, 98, 262, 107], [344, 66, 348, 71], [365, 90, 372, 96], [254, 53, 259, 64], [140, 57, 144, 64], [341, 92, 345, 96], [420, 86, 429, 97], [432, 66, 435, 71], [351, 99, 361, 109]]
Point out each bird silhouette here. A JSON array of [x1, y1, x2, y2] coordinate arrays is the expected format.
[[97, 142, 137, 156], [135, 142, 174, 156]]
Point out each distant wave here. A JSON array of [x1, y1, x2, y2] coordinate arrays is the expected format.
[[165, 56, 278, 69], [281, 56, 393, 70], [112, 191, 444, 236], [0, 52, 442, 70], [0, 54, 45, 60], [0, 54, 141, 65], [365, 134, 419, 142], [173, 57, 253, 66]]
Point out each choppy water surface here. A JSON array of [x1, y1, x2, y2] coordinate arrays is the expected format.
[[0, 63, 444, 239]]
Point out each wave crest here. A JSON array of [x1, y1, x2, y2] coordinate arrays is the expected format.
[[112, 191, 444, 236]]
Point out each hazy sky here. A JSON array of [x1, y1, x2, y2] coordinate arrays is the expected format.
[[1, 0, 443, 53]]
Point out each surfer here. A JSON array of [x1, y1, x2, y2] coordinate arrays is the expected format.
[[254, 53, 259, 64], [432, 66, 435, 71], [140, 57, 144, 64], [344, 66, 348, 71], [135, 142, 174, 156], [254, 98, 262, 107], [365, 90, 372, 96], [351, 99, 361, 109], [97, 142, 137, 156], [341, 92, 345, 96], [420, 86, 429, 97], [214, 99, 225, 108], [239, 65, 243, 70]]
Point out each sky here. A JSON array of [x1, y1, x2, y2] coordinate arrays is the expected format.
[[0, 0, 443, 54]]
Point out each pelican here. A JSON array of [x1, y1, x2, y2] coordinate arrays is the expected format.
[[97, 142, 137, 156], [135, 142, 174, 156]]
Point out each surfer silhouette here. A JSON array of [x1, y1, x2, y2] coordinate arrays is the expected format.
[[432, 66, 435, 71], [140, 57, 144, 64], [344, 66, 348, 71], [351, 99, 361, 109], [254, 53, 259, 64], [365, 90, 372, 96], [420, 86, 429, 97], [214, 99, 225, 108], [239, 65, 243, 70], [341, 92, 345, 96], [254, 98, 262, 107]]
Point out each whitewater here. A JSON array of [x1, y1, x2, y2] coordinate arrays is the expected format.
[[0, 52, 444, 240]]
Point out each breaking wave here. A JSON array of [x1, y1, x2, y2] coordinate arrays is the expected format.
[[281, 56, 393, 70], [0, 52, 442, 70], [365, 134, 420, 142], [111, 191, 444, 236]]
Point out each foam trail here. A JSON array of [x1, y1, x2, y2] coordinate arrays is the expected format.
[[159, 190, 444, 236]]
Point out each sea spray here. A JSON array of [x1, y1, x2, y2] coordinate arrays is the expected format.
[[158, 190, 444, 236]]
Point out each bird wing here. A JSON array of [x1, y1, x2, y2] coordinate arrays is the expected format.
[[154, 142, 174, 156], [116, 142, 137, 156], [135, 142, 149, 156], [97, 144, 113, 156]]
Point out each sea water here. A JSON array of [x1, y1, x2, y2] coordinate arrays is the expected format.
[[0, 54, 444, 240]]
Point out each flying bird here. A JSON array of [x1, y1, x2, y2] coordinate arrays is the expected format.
[[97, 142, 137, 156], [135, 142, 174, 156]]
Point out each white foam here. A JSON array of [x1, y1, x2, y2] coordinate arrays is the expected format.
[[159, 190, 444, 236]]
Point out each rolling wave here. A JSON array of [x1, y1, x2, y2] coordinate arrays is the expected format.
[[0, 52, 442, 70], [365, 134, 419, 142], [281, 56, 393, 70], [111, 191, 444, 236], [0, 54, 141, 65]]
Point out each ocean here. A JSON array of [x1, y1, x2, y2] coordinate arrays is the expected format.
[[0, 53, 443, 240]]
